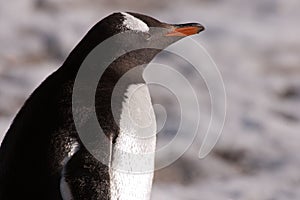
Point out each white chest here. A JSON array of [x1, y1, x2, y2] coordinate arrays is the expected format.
[[110, 83, 156, 200]]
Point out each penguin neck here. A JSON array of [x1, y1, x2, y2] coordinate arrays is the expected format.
[[95, 49, 160, 142], [93, 52, 157, 200], [103, 48, 162, 83]]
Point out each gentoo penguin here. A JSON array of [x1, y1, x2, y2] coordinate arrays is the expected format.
[[0, 12, 204, 200]]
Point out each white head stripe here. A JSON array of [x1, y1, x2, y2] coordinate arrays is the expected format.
[[121, 12, 149, 32]]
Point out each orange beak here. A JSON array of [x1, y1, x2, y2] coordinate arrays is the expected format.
[[166, 23, 205, 37]]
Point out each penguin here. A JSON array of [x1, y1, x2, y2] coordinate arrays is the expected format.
[[0, 12, 204, 200]]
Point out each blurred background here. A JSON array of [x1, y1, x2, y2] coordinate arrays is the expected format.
[[1, 0, 300, 199]]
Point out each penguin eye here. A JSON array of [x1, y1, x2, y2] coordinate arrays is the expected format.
[[143, 32, 151, 40]]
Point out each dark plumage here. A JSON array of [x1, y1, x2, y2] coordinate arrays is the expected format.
[[0, 12, 204, 199]]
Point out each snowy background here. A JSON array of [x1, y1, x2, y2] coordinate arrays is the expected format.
[[1, 0, 300, 199]]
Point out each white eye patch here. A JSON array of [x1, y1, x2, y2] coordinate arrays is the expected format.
[[121, 12, 149, 32]]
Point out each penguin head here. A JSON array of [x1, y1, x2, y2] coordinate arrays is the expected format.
[[92, 12, 205, 48], [66, 12, 204, 72]]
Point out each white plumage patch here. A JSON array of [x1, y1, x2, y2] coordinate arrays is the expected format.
[[60, 140, 80, 200], [121, 12, 149, 32], [110, 83, 157, 200]]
